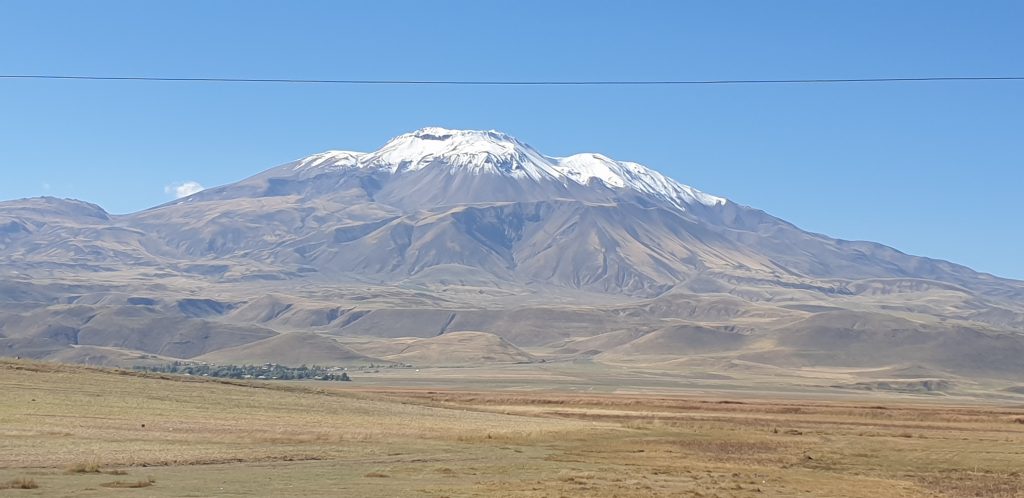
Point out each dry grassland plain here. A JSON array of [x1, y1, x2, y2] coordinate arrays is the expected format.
[[1, 360, 1023, 497]]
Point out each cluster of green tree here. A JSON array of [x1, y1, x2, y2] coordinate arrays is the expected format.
[[134, 362, 351, 381]]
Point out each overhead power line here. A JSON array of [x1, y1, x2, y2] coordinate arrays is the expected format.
[[1, 74, 1023, 86]]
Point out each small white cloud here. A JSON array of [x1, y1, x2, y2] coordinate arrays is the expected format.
[[41, 183, 51, 191], [164, 181, 205, 199]]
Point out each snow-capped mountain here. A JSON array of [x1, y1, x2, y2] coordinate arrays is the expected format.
[[260, 128, 725, 211], [22, 126, 1019, 300], [2, 128, 1023, 380]]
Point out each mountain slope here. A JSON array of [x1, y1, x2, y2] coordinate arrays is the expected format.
[[196, 332, 380, 367], [0, 128, 1021, 381]]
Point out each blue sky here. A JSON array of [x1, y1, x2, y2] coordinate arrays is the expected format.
[[1, 1, 1022, 279]]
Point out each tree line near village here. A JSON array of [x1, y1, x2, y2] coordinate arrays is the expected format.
[[133, 362, 352, 381]]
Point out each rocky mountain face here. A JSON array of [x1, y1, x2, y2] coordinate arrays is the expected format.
[[2, 128, 1022, 383]]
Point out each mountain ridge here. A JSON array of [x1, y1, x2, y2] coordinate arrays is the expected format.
[[1, 128, 1022, 384]]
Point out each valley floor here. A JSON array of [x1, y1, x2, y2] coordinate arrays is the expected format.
[[1, 360, 1023, 497]]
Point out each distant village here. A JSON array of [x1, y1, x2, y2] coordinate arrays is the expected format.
[[134, 362, 352, 381]]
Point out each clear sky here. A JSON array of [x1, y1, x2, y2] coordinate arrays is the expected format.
[[1, 1, 1022, 279]]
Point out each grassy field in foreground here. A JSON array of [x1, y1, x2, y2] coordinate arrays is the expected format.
[[1, 360, 1023, 497]]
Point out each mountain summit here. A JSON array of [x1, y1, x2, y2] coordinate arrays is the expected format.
[[258, 128, 726, 210], [1, 128, 1023, 380]]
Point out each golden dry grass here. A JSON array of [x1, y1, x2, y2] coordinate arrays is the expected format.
[[0, 477, 38, 490], [99, 478, 154, 489], [1, 359, 1023, 497], [0, 360, 582, 469], [346, 388, 1024, 497], [64, 460, 101, 474]]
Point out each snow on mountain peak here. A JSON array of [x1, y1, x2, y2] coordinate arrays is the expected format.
[[291, 128, 726, 208], [552, 153, 725, 208], [294, 150, 362, 170], [554, 153, 628, 188], [361, 127, 561, 180]]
